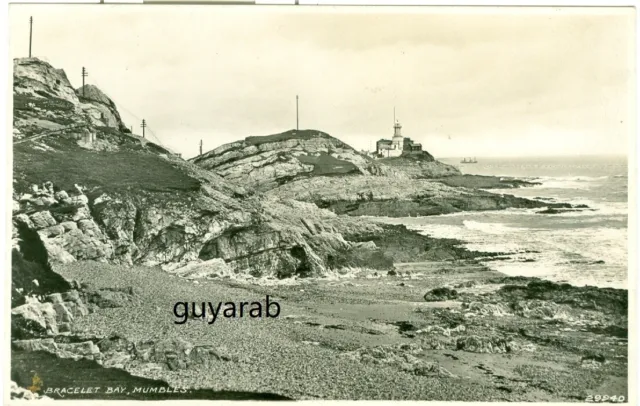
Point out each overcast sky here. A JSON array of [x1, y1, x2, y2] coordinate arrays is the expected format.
[[10, 5, 635, 159]]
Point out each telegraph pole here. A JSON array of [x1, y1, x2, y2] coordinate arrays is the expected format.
[[199, 139, 203, 156], [28, 17, 33, 58], [81, 67, 88, 97], [141, 119, 146, 138], [296, 95, 299, 130]]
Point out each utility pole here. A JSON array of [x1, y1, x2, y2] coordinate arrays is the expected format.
[[28, 17, 33, 58], [296, 95, 299, 131], [141, 119, 146, 138], [81, 67, 88, 97], [199, 139, 203, 156]]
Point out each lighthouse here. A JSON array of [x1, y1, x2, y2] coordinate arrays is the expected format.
[[375, 108, 423, 158], [391, 118, 403, 153]]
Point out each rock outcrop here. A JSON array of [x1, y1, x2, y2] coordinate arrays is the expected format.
[[190, 129, 409, 191], [12, 178, 391, 280], [11, 290, 90, 339], [76, 84, 129, 132], [266, 175, 575, 217], [13, 58, 128, 138], [377, 152, 461, 178]]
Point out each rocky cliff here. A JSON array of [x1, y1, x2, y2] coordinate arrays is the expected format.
[[75, 84, 130, 133], [190, 130, 418, 191], [12, 58, 400, 305], [13, 58, 129, 139]]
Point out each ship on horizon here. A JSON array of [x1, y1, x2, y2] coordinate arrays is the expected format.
[[460, 157, 478, 164]]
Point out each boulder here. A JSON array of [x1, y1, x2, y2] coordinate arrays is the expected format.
[[463, 302, 511, 317], [167, 258, 232, 279], [39, 224, 65, 238], [455, 335, 518, 354], [424, 287, 458, 302], [13, 338, 100, 361], [29, 211, 57, 229], [11, 302, 58, 338]]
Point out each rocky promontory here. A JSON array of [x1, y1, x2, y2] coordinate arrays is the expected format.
[[266, 176, 578, 217], [376, 152, 461, 178], [190, 130, 462, 191], [191, 129, 580, 218], [190, 129, 408, 191]]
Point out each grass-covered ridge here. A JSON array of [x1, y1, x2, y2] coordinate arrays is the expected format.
[[13, 135, 201, 195], [245, 129, 352, 149], [296, 152, 361, 176]]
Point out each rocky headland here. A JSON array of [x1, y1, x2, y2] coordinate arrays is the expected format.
[[10, 57, 626, 401]]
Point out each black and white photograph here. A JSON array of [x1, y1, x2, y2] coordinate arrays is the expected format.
[[6, 4, 635, 402]]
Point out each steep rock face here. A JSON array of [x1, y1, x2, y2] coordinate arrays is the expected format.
[[13, 179, 393, 280], [13, 58, 79, 105], [76, 84, 129, 132], [13, 58, 127, 138], [190, 130, 406, 191]]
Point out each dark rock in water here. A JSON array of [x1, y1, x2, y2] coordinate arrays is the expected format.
[[537, 208, 562, 214], [537, 205, 592, 215], [388, 270, 397, 276], [567, 259, 605, 265], [424, 287, 458, 302], [11, 350, 291, 400], [433, 175, 540, 189]]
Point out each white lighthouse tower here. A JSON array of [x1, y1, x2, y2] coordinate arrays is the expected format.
[[389, 108, 404, 157]]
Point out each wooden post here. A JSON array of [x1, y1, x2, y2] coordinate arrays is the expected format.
[[199, 139, 203, 156], [29, 17, 33, 58], [81, 67, 88, 97], [141, 119, 146, 138]]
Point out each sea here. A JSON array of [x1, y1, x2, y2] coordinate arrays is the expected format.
[[376, 156, 630, 289]]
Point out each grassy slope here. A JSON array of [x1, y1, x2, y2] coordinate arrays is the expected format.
[[13, 135, 200, 195], [198, 129, 369, 179], [296, 152, 360, 176], [245, 129, 351, 149]]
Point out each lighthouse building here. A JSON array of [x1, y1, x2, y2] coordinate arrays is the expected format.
[[376, 118, 423, 158]]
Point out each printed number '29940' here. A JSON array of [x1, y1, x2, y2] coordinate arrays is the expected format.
[[585, 395, 626, 403]]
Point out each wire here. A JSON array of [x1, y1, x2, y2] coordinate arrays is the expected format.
[[87, 74, 177, 154]]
